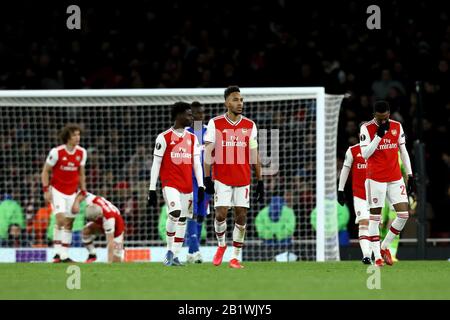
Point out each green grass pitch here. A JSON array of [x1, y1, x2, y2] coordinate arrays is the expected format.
[[1, 261, 449, 299]]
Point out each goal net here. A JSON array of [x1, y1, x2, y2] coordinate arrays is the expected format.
[[0, 88, 344, 262]]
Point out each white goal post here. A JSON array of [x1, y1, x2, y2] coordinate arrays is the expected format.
[[0, 88, 344, 262]]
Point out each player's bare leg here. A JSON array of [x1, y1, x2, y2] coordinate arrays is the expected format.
[[82, 223, 101, 263], [229, 207, 246, 269], [213, 206, 228, 266], [358, 219, 372, 264], [381, 202, 409, 266], [369, 207, 384, 267]]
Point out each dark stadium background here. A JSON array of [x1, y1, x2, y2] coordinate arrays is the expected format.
[[0, 1, 448, 254]]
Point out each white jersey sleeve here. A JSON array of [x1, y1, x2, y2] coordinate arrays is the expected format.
[[359, 125, 371, 148], [103, 217, 115, 234], [249, 122, 258, 149], [153, 133, 167, 158], [46, 148, 59, 167], [193, 135, 201, 156], [84, 193, 96, 205], [204, 119, 216, 144], [399, 123, 406, 145], [343, 148, 354, 168], [80, 147, 88, 166], [360, 124, 381, 159]]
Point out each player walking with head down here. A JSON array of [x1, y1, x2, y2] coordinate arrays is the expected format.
[[204, 86, 264, 269], [148, 102, 204, 266], [359, 101, 415, 267], [41, 124, 87, 263], [338, 143, 372, 264]]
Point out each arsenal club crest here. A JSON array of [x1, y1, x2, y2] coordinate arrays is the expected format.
[[76, 155, 81, 161], [391, 129, 397, 136]]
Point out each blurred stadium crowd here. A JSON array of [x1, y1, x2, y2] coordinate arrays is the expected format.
[[0, 1, 448, 246]]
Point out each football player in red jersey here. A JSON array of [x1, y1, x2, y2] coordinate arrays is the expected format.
[[338, 143, 371, 264], [359, 101, 415, 266], [148, 102, 204, 266], [204, 86, 264, 269], [72, 192, 125, 263], [41, 124, 87, 263]]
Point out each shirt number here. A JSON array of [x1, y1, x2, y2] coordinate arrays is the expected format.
[[400, 185, 406, 195]]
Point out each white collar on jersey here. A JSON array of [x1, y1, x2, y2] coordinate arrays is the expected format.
[[170, 127, 186, 138], [224, 113, 243, 126], [64, 145, 77, 155]]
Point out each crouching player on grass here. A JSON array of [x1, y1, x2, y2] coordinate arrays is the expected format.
[[72, 192, 125, 263]]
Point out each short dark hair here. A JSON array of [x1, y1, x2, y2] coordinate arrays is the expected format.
[[224, 85, 240, 100], [59, 124, 82, 144], [171, 102, 191, 121], [373, 100, 390, 113], [191, 101, 203, 109]]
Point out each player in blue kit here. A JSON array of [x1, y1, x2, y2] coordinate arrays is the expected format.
[[186, 101, 211, 263]]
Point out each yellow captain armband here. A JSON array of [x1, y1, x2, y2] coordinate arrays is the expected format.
[[249, 138, 258, 149]]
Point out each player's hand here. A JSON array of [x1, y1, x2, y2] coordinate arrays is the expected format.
[[255, 180, 264, 203], [44, 191, 52, 205], [147, 190, 157, 207], [204, 177, 215, 195], [407, 175, 416, 197], [71, 202, 80, 214], [376, 120, 390, 137], [197, 187, 205, 206], [337, 191, 346, 206]]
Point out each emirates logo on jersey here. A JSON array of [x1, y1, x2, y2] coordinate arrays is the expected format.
[[391, 129, 398, 136], [222, 136, 247, 147], [170, 147, 192, 161], [377, 138, 398, 150], [356, 163, 367, 169]]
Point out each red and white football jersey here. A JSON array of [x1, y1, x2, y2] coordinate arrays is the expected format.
[[85, 193, 125, 238], [359, 119, 406, 182], [46, 145, 87, 195], [154, 128, 200, 193], [204, 114, 257, 186], [343, 144, 367, 200]]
